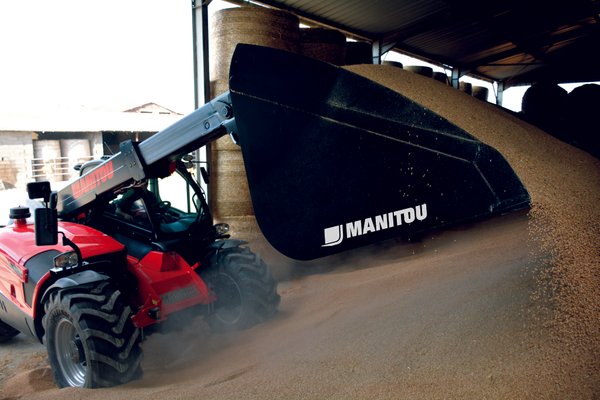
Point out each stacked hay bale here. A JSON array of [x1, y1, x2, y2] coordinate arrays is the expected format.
[[345, 41, 372, 65], [433, 71, 449, 84], [520, 81, 569, 140], [459, 81, 472, 94], [382, 60, 403, 69], [566, 83, 600, 157], [520, 81, 599, 158], [209, 6, 300, 240], [471, 85, 489, 101], [404, 65, 433, 78], [299, 27, 346, 65], [32, 140, 61, 183], [210, 7, 300, 98]]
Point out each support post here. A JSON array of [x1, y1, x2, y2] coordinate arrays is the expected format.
[[192, 0, 211, 108], [496, 80, 505, 106], [191, 0, 212, 196], [451, 67, 460, 89], [372, 39, 382, 64]]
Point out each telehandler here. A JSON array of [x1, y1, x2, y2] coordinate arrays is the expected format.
[[0, 44, 529, 388]]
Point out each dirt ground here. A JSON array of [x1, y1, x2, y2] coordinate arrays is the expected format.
[[0, 211, 586, 399]]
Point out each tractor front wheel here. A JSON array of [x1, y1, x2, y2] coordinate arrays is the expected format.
[[42, 281, 142, 388], [200, 246, 280, 332]]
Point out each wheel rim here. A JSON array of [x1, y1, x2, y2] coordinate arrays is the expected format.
[[214, 273, 243, 325], [54, 316, 86, 387]]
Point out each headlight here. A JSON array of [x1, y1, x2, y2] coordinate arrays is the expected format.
[[53, 251, 79, 270], [214, 223, 230, 236]]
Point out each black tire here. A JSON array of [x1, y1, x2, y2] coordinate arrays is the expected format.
[[0, 319, 19, 343], [200, 246, 280, 332], [42, 281, 142, 388]]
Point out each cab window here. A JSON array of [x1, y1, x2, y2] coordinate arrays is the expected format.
[[154, 170, 198, 214], [108, 190, 152, 229]]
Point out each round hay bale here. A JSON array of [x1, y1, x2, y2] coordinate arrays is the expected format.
[[404, 65, 433, 78], [209, 79, 229, 106], [566, 83, 600, 157], [521, 82, 568, 138], [208, 6, 299, 237], [382, 61, 403, 69], [60, 139, 91, 181], [210, 6, 300, 94], [300, 28, 346, 65], [33, 140, 61, 182], [472, 85, 489, 101], [345, 41, 372, 65], [212, 133, 239, 151], [459, 81, 472, 94], [433, 72, 449, 85], [209, 149, 254, 218], [521, 82, 568, 119]]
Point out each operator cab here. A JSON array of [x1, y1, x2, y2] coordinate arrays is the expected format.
[[108, 168, 201, 233], [100, 162, 218, 261]]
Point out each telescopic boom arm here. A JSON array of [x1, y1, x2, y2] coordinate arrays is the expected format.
[[57, 92, 236, 217]]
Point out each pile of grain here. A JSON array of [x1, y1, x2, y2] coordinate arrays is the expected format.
[[345, 64, 600, 395]]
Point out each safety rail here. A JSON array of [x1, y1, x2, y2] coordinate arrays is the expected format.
[[31, 156, 94, 182]]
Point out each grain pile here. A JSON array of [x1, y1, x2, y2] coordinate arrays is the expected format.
[[346, 64, 600, 396]]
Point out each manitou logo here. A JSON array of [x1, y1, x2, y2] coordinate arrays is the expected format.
[[71, 160, 115, 199], [322, 203, 428, 247]]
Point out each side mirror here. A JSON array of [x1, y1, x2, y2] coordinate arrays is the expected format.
[[27, 181, 51, 203], [27, 181, 59, 246]]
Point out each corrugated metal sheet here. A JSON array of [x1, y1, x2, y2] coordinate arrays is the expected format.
[[245, 0, 600, 86]]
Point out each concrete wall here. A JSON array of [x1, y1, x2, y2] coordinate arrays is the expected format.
[[0, 131, 104, 190], [0, 131, 34, 189]]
